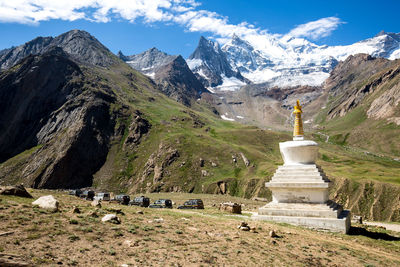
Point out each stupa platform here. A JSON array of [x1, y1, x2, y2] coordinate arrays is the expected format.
[[252, 210, 351, 233]]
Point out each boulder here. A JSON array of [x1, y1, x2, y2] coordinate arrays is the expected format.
[[154, 218, 164, 223], [219, 202, 241, 214], [0, 185, 33, 198], [91, 199, 102, 208], [240, 152, 250, 167], [88, 210, 99, 218], [101, 214, 121, 224], [32, 195, 59, 212], [351, 215, 363, 224], [269, 230, 278, 238]]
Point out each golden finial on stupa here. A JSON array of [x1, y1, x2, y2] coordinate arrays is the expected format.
[[293, 100, 304, 140]]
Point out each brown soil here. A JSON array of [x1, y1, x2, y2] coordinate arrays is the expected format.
[[1, 190, 399, 266]]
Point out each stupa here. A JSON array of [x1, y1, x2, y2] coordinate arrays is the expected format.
[[253, 100, 351, 233]]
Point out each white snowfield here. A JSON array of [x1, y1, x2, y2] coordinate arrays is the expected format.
[[188, 32, 400, 91], [221, 114, 235, 121]]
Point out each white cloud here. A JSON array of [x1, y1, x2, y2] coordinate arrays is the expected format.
[[0, 1, 341, 47], [286, 17, 343, 40], [0, 0, 193, 24]]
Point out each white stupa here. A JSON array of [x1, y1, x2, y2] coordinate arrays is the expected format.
[[253, 100, 351, 233]]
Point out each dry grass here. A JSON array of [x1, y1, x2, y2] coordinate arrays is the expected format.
[[0, 190, 399, 266]]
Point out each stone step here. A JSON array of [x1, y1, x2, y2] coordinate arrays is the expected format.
[[277, 164, 318, 170], [258, 207, 340, 218], [272, 174, 329, 179], [276, 168, 320, 173], [271, 176, 331, 182], [270, 178, 329, 183], [266, 182, 329, 188]]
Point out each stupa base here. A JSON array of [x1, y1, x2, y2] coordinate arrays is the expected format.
[[252, 208, 351, 233]]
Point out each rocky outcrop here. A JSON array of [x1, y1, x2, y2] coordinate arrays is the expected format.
[[140, 142, 179, 189], [123, 111, 151, 148], [330, 177, 400, 222], [366, 65, 400, 124], [0, 184, 32, 198]]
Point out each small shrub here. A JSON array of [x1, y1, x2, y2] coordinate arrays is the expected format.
[[69, 219, 79, 225], [114, 231, 124, 237], [142, 226, 154, 232]]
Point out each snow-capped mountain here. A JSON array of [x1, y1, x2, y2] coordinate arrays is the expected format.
[[187, 31, 400, 91], [186, 36, 248, 92], [119, 47, 176, 78]]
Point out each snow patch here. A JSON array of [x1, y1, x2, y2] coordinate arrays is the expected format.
[[145, 72, 155, 79], [236, 115, 244, 119], [216, 75, 246, 91], [221, 115, 235, 121]]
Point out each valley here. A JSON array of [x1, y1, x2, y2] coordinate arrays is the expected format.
[[0, 29, 400, 225]]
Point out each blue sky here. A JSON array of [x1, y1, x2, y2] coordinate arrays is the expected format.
[[0, 0, 399, 57]]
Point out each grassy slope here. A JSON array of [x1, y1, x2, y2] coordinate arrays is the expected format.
[[1, 191, 400, 266]]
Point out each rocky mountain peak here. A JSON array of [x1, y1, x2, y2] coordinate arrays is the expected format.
[[50, 29, 117, 67], [0, 29, 117, 70], [122, 47, 176, 74], [375, 30, 387, 37], [187, 36, 247, 88], [153, 54, 209, 106]]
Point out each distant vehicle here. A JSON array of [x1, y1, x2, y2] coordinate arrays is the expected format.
[[69, 189, 82, 197], [115, 194, 130, 205], [177, 199, 204, 209], [149, 199, 173, 209], [80, 190, 95, 200], [129, 196, 150, 207], [94, 192, 111, 201]]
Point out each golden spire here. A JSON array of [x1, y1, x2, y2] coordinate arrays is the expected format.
[[293, 100, 304, 140]]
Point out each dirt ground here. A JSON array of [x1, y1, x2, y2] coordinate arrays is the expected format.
[[1, 190, 400, 266]]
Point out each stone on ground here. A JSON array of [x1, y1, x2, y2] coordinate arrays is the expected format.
[[102, 214, 121, 224], [219, 202, 241, 214], [0, 184, 33, 198], [32, 195, 59, 212], [91, 199, 102, 207]]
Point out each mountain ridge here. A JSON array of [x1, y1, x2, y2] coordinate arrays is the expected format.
[[187, 32, 400, 91], [119, 47, 209, 106]]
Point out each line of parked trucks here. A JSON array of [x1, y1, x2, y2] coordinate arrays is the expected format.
[[68, 189, 204, 209]]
